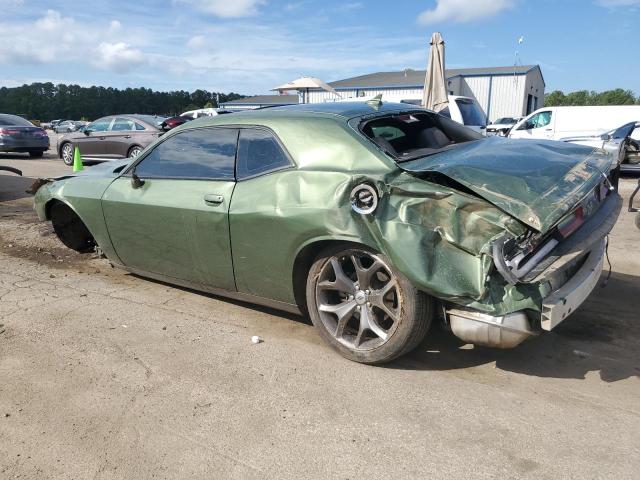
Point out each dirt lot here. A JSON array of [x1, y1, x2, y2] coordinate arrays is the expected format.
[[1, 147, 639, 479]]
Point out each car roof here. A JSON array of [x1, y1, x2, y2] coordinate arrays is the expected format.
[[191, 101, 425, 127]]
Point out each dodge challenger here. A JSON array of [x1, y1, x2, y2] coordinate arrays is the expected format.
[[33, 101, 622, 364]]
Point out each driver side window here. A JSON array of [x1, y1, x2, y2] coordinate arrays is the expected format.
[[134, 127, 238, 180], [522, 111, 552, 130], [89, 119, 112, 132]]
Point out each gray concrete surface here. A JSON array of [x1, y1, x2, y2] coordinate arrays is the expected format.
[[1, 151, 639, 479]]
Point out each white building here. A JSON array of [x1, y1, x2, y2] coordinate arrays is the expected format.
[[307, 65, 545, 123]]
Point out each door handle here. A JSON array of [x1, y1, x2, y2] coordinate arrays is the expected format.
[[204, 194, 224, 205], [124, 135, 131, 139]]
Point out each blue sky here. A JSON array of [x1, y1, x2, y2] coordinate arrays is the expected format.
[[0, 0, 638, 95]]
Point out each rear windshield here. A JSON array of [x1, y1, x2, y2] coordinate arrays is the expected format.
[[455, 98, 486, 126], [493, 117, 515, 124], [0, 114, 33, 127], [360, 111, 482, 162]]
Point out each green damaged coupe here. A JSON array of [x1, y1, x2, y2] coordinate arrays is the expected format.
[[34, 102, 622, 364]]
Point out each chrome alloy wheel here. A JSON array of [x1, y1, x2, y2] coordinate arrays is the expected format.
[[61, 143, 74, 165], [129, 146, 143, 158], [315, 251, 401, 351]]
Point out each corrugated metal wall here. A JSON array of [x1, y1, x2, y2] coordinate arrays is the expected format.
[[308, 88, 424, 104], [305, 70, 544, 122], [487, 75, 526, 121]]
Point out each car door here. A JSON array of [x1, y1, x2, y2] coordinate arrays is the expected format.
[[75, 117, 113, 157], [512, 110, 554, 140], [107, 117, 138, 157], [229, 127, 297, 301], [101, 126, 238, 290]]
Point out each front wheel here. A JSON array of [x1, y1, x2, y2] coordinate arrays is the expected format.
[[61, 143, 74, 165], [306, 246, 432, 364]]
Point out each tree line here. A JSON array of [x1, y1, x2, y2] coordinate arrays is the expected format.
[[544, 88, 638, 107], [0, 82, 246, 121]]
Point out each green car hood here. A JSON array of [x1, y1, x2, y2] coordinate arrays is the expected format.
[[400, 137, 614, 232]]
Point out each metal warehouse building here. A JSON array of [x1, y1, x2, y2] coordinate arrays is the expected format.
[[307, 65, 545, 122]]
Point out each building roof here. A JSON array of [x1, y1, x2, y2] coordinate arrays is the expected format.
[[221, 94, 298, 106], [328, 65, 541, 89]]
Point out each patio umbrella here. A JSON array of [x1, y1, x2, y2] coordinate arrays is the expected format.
[[421, 32, 448, 112], [272, 76, 341, 103]]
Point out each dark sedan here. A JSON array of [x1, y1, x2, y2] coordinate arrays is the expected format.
[[57, 115, 163, 165], [0, 113, 50, 158]]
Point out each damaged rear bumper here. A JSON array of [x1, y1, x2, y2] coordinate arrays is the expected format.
[[446, 238, 606, 348]]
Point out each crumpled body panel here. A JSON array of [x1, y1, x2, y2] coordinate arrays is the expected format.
[[401, 137, 613, 231]]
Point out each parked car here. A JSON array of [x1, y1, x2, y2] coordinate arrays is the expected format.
[[509, 105, 640, 142], [54, 120, 87, 133], [486, 117, 521, 136], [34, 102, 620, 364], [0, 113, 50, 157], [180, 108, 231, 119], [561, 122, 639, 172], [46, 119, 63, 130], [57, 115, 163, 165], [161, 116, 190, 130]]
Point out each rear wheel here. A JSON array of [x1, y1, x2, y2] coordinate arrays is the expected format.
[[306, 245, 432, 364], [28, 151, 44, 158], [128, 145, 143, 158], [50, 202, 96, 253], [61, 143, 74, 165]]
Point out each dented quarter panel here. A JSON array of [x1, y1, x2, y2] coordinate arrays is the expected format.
[[400, 137, 614, 232]]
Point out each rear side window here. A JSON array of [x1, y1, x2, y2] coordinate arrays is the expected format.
[[112, 118, 136, 131], [134, 127, 238, 180], [236, 128, 291, 179]]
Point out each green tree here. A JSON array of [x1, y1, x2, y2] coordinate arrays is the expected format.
[[0, 83, 245, 120]]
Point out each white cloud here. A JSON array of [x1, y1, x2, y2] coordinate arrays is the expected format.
[[108, 20, 122, 33], [187, 35, 206, 49], [417, 0, 515, 25], [92, 42, 146, 73], [178, 0, 266, 18]]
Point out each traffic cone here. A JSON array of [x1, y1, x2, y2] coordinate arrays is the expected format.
[[72, 146, 83, 172]]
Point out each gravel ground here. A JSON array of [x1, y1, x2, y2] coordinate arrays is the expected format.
[[0, 149, 639, 479]]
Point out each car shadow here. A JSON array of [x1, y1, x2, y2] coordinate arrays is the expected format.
[[0, 174, 35, 202], [390, 271, 640, 383], [128, 273, 312, 326]]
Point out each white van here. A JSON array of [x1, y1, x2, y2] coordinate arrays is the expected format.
[[508, 105, 640, 141]]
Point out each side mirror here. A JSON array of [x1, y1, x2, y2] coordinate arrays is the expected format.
[[84, 129, 92, 136], [600, 133, 612, 141], [131, 171, 145, 189]]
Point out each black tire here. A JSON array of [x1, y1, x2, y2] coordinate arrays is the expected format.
[[28, 151, 44, 158], [60, 142, 74, 165], [50, 202, 95, 253], [128, 145, 143, 158], [306, 244, 432, 364]]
